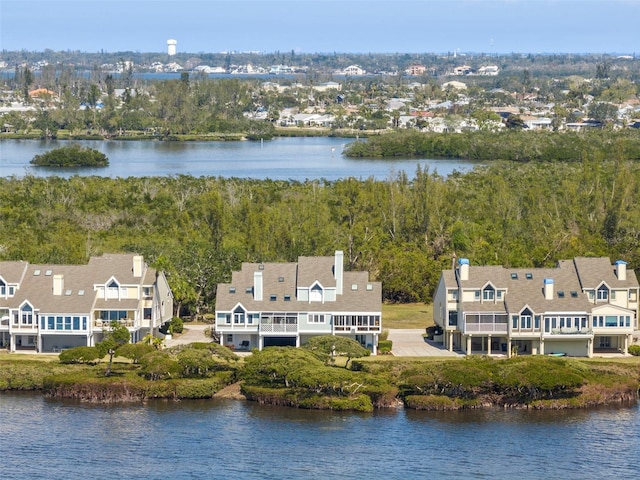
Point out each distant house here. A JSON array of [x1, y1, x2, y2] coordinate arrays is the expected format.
[[215, 251, 382, 353], [478, 65, 499, 76], [28, 88, 56, 98], [340, 65, 366, 76], [433, 257, 639, 357], [442, 80, 467, 91], [452, 65, 472, 76], [406, 65, 426, 76], [0, 254, 173, 353]]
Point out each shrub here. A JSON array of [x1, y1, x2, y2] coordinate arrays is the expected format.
[[169, 317, 184, 334], [628, 345, 640, 356], [139, 351, 181, 380], [378, 340, 393, 354], [30, 144, 109, 167], [58, 346, 102, 364], [117, 343, 155, 363]]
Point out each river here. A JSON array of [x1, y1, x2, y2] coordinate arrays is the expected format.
[[0, 392, 638, 479], [0, 137, 477, 180]]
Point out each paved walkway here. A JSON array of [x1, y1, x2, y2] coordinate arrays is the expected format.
[[164, 324, 210, 348], [387, 329, 461, 357]]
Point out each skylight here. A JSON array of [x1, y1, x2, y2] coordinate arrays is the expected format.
[[526, 273, 533, 280], [511, 273, 518, 280], [45, 270, 52, 276], [558, 291, 565, 298], [33, 269, 41, 276]]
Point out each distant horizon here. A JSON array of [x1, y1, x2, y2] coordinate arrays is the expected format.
[[1, 0, 639, 55]]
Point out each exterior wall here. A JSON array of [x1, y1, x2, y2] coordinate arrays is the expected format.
[[544, 340, 590, 357]]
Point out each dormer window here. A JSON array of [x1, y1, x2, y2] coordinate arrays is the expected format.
[[107, 280, 119, 299], [482, 285, 495, 301], [597, 284, 609, 301], [310, 283, 323, 302]]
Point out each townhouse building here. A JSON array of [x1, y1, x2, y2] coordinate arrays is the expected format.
[[215, 251, 382, 354], [0, 254, 173, 353], [433, 257, 639, 357]]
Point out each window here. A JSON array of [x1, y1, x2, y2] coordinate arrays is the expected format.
[[366, 284, 373, 291], [629, 290, 637, 301], [557, 291, 565, 298], [143, 287, 153, 298], [245, 287, 253, 294], [278, 277, 284, 283], [597, 285, 609, 301], [474, 290, 481, 300], [588, 290, 595, 300], [310, 314, 325, 323], [525, 273, 533, 280], [21, 304, 33, 325], [270, 295, 277, 301], [229, 287, 236, 294], [233, 312, 245, 324], [65, 289, 72, 296], [78, 290, 85, 296], [570, 291, 578, 298], [45, 270, 52, 276], [611, 291, 617, 300], [351, 284, 358, 291], [284, 295, 291, 301], [497, 290, 503, 300], [33, 269, 41, 276], [511, 273, 518, 280], [107, 280, 119, 299], [483, 286, 495, 301]]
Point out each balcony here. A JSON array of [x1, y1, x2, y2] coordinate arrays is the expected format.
[[260, 323, 298, 333], [94, 318, 135, 328], [464, 322, 508, 334], [547, 327, 592, 336], [334, 325, 381, 333]]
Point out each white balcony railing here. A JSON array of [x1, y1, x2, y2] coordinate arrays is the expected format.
[[464, 323, 508, 334], [260, 323, 298, 333]]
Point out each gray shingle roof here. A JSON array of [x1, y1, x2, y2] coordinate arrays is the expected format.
[[444, 257, 637, 316], [0, 254, 159, 314], [216, 255, 380, 313]]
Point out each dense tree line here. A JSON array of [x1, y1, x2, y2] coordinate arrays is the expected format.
[[344, 130, 640, 161], [2, 157, 640, 313]]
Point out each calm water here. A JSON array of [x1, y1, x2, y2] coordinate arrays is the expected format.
[[1, 392, 638, 480], [0, 137, 477, 180]]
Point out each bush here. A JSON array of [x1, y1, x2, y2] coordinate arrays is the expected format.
[[169, 317, 184, 334], [58, 346, 102, 364], [117, 343, 155, 364], [30, 144, 109, 167], [628, 345, 640, 356], [378, 340, 393, 354]]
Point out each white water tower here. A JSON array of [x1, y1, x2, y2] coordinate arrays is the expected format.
[[167, 39, 177, 56]]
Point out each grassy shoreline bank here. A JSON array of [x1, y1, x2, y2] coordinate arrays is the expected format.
[[2, 351, 637, 411]]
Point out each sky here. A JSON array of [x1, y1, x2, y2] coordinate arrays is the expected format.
[[1, 0, 638, 54]]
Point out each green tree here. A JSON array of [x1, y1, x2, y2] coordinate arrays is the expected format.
[[97, 322, 131, 376], [303, 335, 370, 368]]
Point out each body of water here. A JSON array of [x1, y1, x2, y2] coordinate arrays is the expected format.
[[0, 392, 638, 480], [0, 137, 477, 180]]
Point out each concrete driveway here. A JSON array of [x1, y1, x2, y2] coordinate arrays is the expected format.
[[387, 329, 460, 357], [164, 324, 210, 348]]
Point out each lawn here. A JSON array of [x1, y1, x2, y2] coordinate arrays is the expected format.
[[382, 303, 433, 329]]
